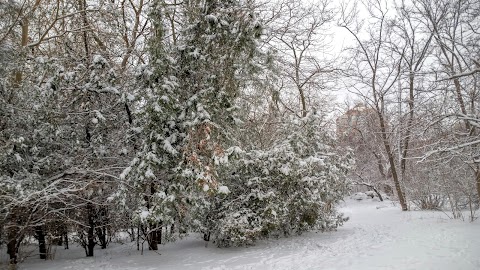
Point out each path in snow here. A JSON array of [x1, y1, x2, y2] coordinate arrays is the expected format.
[[14, 199, 480, 270]]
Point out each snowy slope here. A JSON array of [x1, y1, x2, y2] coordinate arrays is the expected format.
[[15, 199, 480, 270]]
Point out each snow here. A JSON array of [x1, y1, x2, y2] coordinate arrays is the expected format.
[[206, 14, 218, 24], [139, 210, 149, 221], [92, 55, 108, 67], [14, 153, 23, 162], [95, 110, 106, 121], [163, 139, 178, 155], [126, 93, 135, 101], [279, 165, 291, 175], [14, 199, 480, 270], [218, 185, 230, 194], [145, 168, 155, 179]]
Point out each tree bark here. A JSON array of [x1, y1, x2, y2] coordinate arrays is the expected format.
[[86, 203, 95, 257], [35, 226, 47, 259], [146, 182, 159, 250], [64, 231, 69, 249], [13, 18, 29, 87], [7, 232, 18, 265], [79, 0, 90, 62], [137, 222, 140, 251], [7, 211, 20, 266], [475, 165, 480, 200], [148, 226, 158, 250], [96, 227, 107, 249], [56, 235, 63, 246], [158, 226, 162, 245], [377, 112, 408, 211], [203, 232, 211, 242], [96, 207, 108, 249], [401, 73, 415, 176]]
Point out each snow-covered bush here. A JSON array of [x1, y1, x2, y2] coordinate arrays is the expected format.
[[197, 113, 352, 247]]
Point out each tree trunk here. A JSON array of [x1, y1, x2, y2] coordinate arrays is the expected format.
[[129, 226, 136, 242], [298, 86, 307, 118], [7, 212, 19, 266], [7, 233, 18, 265], [387, 148, 408, 210], [475, 166, 480, 200], [147, 222, 161, 250], [148, 226, 158, 250], [137, 222, 140, 251], [79, 0, 90, 62], [56, 235, 63, 246], [146, 183, 159, 250], [203, 232, 211, 242], [64, 232, 69, 249], [158, 226, 162, 245], [96, 207, 108, 249], [377, 112, 408, 211], [86, 203, 95, 257], [13, 18, 29, 86], [400, 73, 415, 177], [35, 226, 47, 259], [96, 227, 107, 249]]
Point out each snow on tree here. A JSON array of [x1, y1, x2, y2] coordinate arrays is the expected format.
[[197, 112, 352, 247], [0, 51, 128, 261], [1, 0, 357, 265], [118, 0, 264, 249]]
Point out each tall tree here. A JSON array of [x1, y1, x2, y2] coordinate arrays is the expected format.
[[414, 0, 480, 200], [265, 0, 336, 117], [119, 0, 263, 250], [339, 0, 408, 210]]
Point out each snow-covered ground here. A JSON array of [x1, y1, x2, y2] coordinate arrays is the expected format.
[[10, 198, 480, 270]]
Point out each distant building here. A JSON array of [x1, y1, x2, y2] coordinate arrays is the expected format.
[[336, 104, 376, 142], [336, 104, 394, 195]]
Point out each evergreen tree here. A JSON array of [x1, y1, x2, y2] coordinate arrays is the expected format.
[[119, 0, 262, 249]]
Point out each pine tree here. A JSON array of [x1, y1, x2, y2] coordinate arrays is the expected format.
[[119, 0, 263, 249]]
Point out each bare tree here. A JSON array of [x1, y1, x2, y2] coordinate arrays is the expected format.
[[339, 0, 408, 210], [265, 0, 337, 118], [413, 0, 480, 199]]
